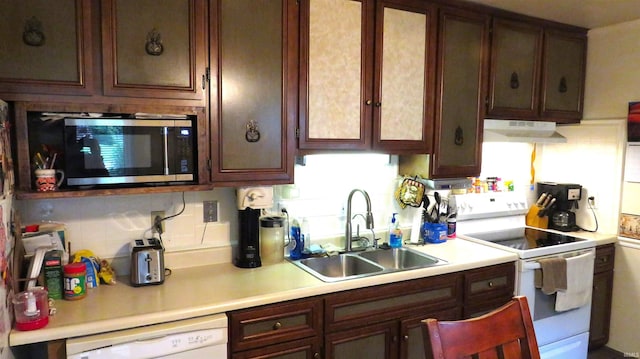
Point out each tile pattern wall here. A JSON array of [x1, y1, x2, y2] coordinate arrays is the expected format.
[[537, 119, 626, 234], [275, 154, 400, 244], [16, 189, 237, 260]]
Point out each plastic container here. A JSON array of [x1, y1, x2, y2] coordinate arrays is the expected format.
[[64, 262, 87, 300], [447, 217, 457, 238], [13, 288, 49, 331], [424, 222, 447, 244], [389, 213, 403, 248]]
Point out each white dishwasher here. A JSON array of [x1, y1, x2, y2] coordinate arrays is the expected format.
[[66, 313, 228, 359]]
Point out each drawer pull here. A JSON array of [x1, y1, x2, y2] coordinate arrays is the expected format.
[[313, 353, 321, 359], [272, 321, 282, 330], [487, 281, 494, 288]]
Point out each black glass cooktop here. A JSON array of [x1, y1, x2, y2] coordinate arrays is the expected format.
[[464, 227, 585, 250]]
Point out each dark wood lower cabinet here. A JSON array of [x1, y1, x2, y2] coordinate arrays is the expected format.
[[589, 244, 615, 350], [229, 262, 515, 359]]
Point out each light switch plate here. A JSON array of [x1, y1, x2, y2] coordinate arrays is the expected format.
[[203, 200, 218, 223]]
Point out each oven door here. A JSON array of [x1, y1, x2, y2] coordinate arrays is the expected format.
[[517, 248, 594, 358]]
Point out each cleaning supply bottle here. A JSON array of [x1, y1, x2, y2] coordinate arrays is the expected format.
[[289, 219, 303, 260], [389, 213, 403, 248]]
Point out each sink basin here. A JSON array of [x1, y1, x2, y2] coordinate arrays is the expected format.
[[292, 254, 384, 282], [290, 247, 447, 282], [357, 247, 444, 270]]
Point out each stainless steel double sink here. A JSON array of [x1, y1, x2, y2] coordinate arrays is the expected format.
[[289, 247, 447, 282]]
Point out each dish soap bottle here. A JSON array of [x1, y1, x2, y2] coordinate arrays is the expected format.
[[389, 213, 403, 248], [289, 219, 303, 260]]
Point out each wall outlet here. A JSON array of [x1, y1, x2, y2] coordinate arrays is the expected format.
[[203, 200, 218, 223], [151, 211, 165, 233]]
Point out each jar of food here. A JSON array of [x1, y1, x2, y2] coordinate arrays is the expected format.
[[63, 262, 87, 300]]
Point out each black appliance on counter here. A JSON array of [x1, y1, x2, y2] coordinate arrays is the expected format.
[[235, 187, 273, 268], [237, 208, 262, 268], [537, 182, 582, 232]]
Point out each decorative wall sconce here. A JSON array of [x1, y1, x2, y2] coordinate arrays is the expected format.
[[145, 28, 164, 56], [23, 16, 45, 47]]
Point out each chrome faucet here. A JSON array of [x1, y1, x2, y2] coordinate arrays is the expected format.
[[345, 189, 374, 252]]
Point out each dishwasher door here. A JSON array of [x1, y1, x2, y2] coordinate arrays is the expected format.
[[66, 313, 227, 359]]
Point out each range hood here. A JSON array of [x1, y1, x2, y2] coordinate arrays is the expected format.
[[483, 119, 567, 143]]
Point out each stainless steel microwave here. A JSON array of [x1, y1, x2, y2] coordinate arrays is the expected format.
[[63, 118, 195, 187]]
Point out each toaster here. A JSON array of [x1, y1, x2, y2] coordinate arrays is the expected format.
[[130, 238, 165, 286]]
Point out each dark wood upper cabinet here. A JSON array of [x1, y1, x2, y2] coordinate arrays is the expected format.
[[101, 0, 208, 102], [0, 0, 94, 96], [299, 0, 436, 154], [540, 29, 587, 122], [208, 0, 298, 185], [487, 19, 543, 119], [487, 17, 586, 123], [431, 8, 490, 179]]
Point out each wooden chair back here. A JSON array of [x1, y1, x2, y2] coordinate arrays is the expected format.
[[422, 296, 541, 359]]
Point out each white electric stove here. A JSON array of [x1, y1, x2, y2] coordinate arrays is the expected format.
[[452, 191, 596, 359]]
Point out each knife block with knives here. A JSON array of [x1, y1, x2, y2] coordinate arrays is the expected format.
[[526, 193, 556, 228]]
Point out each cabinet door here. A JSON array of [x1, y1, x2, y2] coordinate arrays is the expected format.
[[487, 19, 542, 119], [540, 29, 586, 123], [372, 0, 436, 153], [400, 307, 460, 359], [589, 271, 614, 349], [210, 0, 298, 185], [299, 0, 373, 150], [0, 0, 93, 96], [431, 8, 490, 178], [326, 321, 398, 359], [589, 244, 615, 349], [101, 0, 207, 101]]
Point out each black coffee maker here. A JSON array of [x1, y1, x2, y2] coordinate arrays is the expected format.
[[537, 182, 582, 232], [236, 187, 273, 268]]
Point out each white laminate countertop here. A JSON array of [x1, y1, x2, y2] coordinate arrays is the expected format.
[[9, 234, 616, 346]]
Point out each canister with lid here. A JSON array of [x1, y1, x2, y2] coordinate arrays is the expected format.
[[63, 262, 87, 300], [260, 216, 285, 264]]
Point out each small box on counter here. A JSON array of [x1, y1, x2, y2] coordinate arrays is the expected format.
[[43, 250, 63, 300]]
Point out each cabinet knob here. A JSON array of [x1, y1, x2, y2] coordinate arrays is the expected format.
[[487, 281, 494, 288], [374, 102, 382, 107], [403, 335, 409, 341], [366, 100, 372, 105], [272, 321, 282, 330], [313, 353, 321, 359]]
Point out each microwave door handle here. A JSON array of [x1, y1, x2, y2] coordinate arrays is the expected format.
[[162, 127, 169, 175]]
